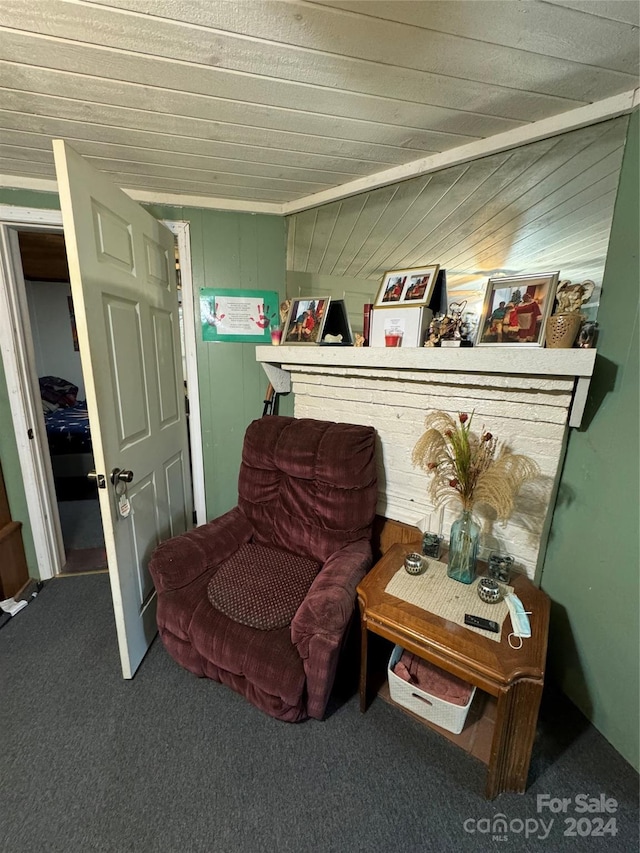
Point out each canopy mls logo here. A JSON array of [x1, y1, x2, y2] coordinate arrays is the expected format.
[[463, 794, 619, 842], [462, 814, 553, 841]]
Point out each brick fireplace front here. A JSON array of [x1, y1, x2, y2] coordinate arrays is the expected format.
[[256, 346, 596, 580]]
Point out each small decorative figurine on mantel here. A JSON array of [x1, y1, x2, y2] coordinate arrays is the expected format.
[[279, 299, 292, 328], [555, 279, 595, 314], [545, 279, 595, 348], [424, 300, 475, 347], [424, 314, 451, 347], [424, 314, 445, 347]]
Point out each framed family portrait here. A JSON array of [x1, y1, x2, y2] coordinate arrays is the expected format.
[[374, 265, 440, 309], [282, 296, 330, 344], [476, 272, 559, 347]]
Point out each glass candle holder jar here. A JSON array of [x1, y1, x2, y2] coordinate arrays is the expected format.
[[270, 326, 283, 345], [421, 532, 442, 559], [488, 552, 514, 584]]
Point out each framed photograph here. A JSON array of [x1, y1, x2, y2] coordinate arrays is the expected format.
[[282, 296, 330, 344], [476, 272, 559, 347], [370, 305, 432, 348], [374, 265, 440, 309]]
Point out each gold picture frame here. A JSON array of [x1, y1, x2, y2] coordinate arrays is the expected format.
[[373, 265, 440, 309]]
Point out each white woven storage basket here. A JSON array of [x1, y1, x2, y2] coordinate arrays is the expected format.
[[388, 645, 475, 735]]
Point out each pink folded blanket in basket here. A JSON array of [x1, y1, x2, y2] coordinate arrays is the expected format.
[[393, 651, 473, 706]]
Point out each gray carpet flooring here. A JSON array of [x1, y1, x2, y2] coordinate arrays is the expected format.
[[1, 574, 637, 853], [57, 499, 104, 551]]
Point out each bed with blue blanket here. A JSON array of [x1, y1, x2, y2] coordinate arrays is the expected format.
[[44, 401, 93, 456], [40, 376, 95, 481]]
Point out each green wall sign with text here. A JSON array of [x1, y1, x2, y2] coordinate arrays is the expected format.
[[200, 288, 279, 343]]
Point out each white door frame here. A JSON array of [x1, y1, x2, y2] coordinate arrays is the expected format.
[[160, 219, 206, 531], [0, 217, 65, 578], [0, 205, 206, 581]]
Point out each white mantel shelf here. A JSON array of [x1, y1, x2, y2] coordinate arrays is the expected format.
[[256, 345, 596, 377], [255, 345, 596, 428]]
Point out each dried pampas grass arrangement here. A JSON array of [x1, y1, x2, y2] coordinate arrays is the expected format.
[[411, 411, 539, 521]]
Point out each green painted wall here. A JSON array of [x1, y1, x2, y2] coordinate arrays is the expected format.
[[144, 204, 290, 520], [0, 188, 62, 211], [540, 110, 639, 771]]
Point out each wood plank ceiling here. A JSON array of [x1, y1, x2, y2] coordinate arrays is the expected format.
[[286, 116, 630, 308], [0, 2, 636, 593], [0, 0, 638, 211]]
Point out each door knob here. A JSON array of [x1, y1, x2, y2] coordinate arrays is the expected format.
[[110, 468, 134, 485], [87, 470, 106, 489]]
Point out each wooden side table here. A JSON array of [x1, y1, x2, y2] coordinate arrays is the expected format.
[[357, 542, 550, 799]]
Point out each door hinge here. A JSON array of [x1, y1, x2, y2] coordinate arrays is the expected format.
[[27, 428, 34, 440], [192, 510, 197, 525]]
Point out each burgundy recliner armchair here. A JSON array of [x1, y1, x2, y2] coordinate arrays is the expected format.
[[149, 415, 377, 722]]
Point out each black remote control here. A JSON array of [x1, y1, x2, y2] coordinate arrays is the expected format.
[[464, 613, 499, 633]]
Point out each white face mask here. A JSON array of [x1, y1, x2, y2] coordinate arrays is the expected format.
[[505, 592, 531, 649]]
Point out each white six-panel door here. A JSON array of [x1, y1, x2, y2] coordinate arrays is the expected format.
[[53, 139, 193, 678]]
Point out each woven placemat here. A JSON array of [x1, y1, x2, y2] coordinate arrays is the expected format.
[[385, 559, 513, 642]]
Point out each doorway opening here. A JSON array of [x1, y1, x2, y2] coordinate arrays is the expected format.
[[0, 209, 205, 582], [18, 229, 107, 575]]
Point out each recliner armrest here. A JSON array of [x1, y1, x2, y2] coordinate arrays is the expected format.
[[290, 539, 372, 719], [149, 507, 254, 593]]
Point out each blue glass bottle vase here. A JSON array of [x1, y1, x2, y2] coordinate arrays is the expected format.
[[447, 509, 480, 584]]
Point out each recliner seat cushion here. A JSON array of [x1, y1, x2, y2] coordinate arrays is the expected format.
[[207, 542, 320, 630]]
